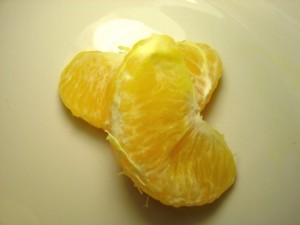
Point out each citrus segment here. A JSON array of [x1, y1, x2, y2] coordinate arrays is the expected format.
[[107, 34, 236, 207], [59, 51, 124, 129], [178, 41, 222, 111], [59, 41, 221, 130]]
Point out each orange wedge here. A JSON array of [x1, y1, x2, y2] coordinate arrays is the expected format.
[[107, 34, 236, 207], [59, 34, 236, 207], [59, 38, 222, 129], [59, 51, 123, 129]]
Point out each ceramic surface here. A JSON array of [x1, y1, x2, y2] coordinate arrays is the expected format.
[[0, 0, 299, 224]]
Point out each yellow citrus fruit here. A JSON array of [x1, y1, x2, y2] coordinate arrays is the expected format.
[[178, 41, 222, 111], [59, 51, 124, 129], [59, 34, 236, 207], [107, 34, 236, 207], [59, 39, 222, 130]]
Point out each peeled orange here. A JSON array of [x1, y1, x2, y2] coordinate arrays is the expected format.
[[107, 34, 235, 207], [59, 39, 222, 130], [59, 34, 236, 207], [178, 41, 222, 111], [59, 51, 123, 129]]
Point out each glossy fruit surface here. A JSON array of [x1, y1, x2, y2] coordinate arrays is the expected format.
[[59, 39, 222, 129], [59, 34, 236, 207]]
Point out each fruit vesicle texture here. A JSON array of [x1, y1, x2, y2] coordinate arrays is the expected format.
[[59, 34, 236, 207]]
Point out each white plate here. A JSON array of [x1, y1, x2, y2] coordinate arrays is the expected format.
[[0, 0, 299, 224]]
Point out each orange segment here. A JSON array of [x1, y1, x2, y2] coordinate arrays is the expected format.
[[59, 51, 123, 129], [178, 41, 222, 111], [107, 34, 236, 207], [58, 34, 236, 207], [59, 40, 221, 130]]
